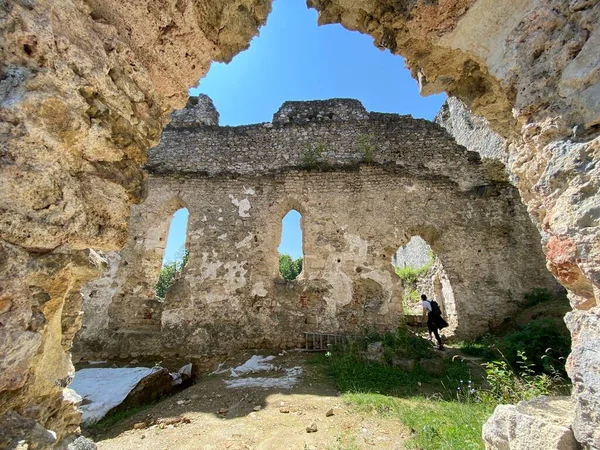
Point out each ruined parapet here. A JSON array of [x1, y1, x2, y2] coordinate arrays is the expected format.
[[147, 98, 503, 193], [435, 97, 508, 165], [169, 94, 220, 127], [273, 98, 369, 124]]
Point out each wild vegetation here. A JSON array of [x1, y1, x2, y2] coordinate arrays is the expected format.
[[395, 248, 434, 307], [460, 289, 571, 377], [279, 254, 303, 280], [319, 290, 571, 449], [356, 134, 376, 163], [155, 246, 189, 299], [301, 142, 328, 169]]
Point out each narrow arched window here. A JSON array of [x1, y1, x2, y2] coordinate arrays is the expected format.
[[278, 210, 303, 280], [156, 208, 189, 299]]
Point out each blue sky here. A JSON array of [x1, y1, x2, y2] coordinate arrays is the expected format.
[[278, 210, 303, 259], [162, 0, 445, 265]]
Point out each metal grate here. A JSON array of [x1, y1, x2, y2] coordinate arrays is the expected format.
[[303, 332, 357, 352]]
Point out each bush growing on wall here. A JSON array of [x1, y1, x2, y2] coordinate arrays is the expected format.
[[279, 254, 303, 280], [155, 247, 189, 299]]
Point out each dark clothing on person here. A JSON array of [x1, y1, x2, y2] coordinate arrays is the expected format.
[[422, 299, 448, 349]]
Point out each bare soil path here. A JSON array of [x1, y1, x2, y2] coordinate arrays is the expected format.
[[88, 351, 410, 450]]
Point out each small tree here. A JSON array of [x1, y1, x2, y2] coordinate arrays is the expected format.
[[155, 246, 189, 299], [279, 254, 303, 280]]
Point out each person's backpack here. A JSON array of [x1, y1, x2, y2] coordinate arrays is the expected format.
[[430, 300, 442, 315]]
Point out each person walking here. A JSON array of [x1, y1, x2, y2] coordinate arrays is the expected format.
[[421, 294, 448, 350]]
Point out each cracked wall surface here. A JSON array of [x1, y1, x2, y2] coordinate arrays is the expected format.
[[0, 0, 598, 448], [73, 99, 559, 363]]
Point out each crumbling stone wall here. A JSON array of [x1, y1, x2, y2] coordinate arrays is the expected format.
[[1, 0, 599, 448], [73, 99, 559, 360], [0, 1, 271, 447]]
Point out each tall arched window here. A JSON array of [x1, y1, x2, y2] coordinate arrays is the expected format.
[[278, 210, 303, 280], [156, 208, 189, 299]]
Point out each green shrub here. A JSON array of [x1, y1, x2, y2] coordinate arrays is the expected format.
[[366, 328, 435, 360], [356, 134, 376, 163], [522, 288, 553, 307], [459, 318, 571, 377], [279, 254, 303, 280], [478, 352, 553, 404], [395, 255, 433, 287], [155, 247, 189, 299], [302, 142, 328, 169], [494, 318, 570, 376]]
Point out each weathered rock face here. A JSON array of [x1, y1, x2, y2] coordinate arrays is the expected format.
[[482, 396, 580, 450], [0, 0, 270, 447], [1, 0, 599, 448], [435, 97, 508, 166], [73, 99, 559, 360]]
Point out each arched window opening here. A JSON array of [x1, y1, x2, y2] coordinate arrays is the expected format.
[[278, 210, 303, 280], [392, 236, 436, 315], [156, 208, 189, 299]]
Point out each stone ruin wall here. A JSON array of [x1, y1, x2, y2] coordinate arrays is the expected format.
[[1, 0, 598, 448], [73, 98, 559, 362]]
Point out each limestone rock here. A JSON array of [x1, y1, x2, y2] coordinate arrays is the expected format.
[[391, 358, 416, 372], [435, 97, 508, 165], [419, 359, 445, 376], [565, 308, 600, 449], [482, 396, 580, 450], [367, 342, 384, 354], [66, 436, 97, 450]]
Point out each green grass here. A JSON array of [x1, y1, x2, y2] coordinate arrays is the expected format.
[[318, 326, 572, 449], [317, 329, 534, 449], [457, 318, 571, 377], [346, 393, 493, 450], [322, 350, 472, 399], [322, 349, 490, 449]]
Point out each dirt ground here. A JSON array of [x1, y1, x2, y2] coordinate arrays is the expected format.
[[87, 351, 410, 450]]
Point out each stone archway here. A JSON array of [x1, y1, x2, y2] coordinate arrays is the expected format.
[[0, 1, 598, 448]]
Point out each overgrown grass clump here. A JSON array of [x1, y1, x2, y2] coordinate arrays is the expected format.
[[347, 393, 494, 450], [323, 329, 468, 398], [320, 327, 569, 449]]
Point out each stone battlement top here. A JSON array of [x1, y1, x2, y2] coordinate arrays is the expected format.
[[150, 96, 505, 190]]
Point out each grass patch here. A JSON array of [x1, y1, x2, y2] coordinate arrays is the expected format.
[[458, 318, 571, 377], [320, 329, 471, 398], [346, 393, 493, 450], [319, 328, 569, 450]]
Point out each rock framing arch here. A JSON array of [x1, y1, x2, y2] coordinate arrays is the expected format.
[[73, 98, 559, 364], [0, 1, 598, 448]]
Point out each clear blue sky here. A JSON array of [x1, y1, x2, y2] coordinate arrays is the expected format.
[[162, 0, 445, 265], [278, 210, 303, 259]]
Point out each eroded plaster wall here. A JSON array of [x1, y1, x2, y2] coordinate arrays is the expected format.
[[74, 99, 560, 361]]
